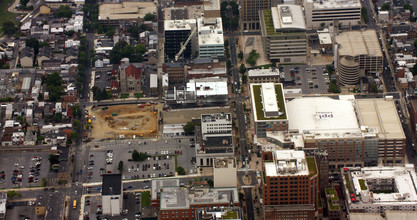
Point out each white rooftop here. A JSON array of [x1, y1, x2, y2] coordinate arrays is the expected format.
[[198, 17, 224, 46], [271, 5, 306, 30], [349, 165, 417, 206], [286, 96, 360, 133], [265, 150, 309, 177], [164, 19, 196, 31], [318, 32, 332, 45], [308, 0, 361, 9], [261, 83, 279, 115], [248, 69, 280, 77], [150, 74, 157, 88], [187, 77, 228, 97]]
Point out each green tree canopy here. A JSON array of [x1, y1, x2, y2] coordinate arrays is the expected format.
[[144, 13, 156, 21], [118, 161, 124, 173], [7, 190, 21, 198], [381, 2, 391, 11], [176, 166, 186, 175], [2, 21, 18, 35], [239, 63, 246, 75], [136, 44, 146, 54], [183, 122, 195, 135], [55, 5, 73, 18], [45, 72, 64, 102], [110, 40, 143, 64], [132, 150, 147, 161]]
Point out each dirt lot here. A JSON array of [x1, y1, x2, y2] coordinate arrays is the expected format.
[[90, 104, 158, 140]]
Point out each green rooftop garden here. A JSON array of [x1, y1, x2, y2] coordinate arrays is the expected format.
[[306, 157, 317, 177], [344, 174, 352, 193], [325, 188, 339, 201], [252, 84, 287, 121], [327, 200, 339, 210], [222, 211, 238, 219], [358, 179, 367, 190]]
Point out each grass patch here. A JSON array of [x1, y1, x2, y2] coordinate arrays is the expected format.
[[223, 211, 238, 219], [306, 157, 317, 177], [262, 10, 304, 36], [174, 155, 178, 170], [358, 179, 367, 190], [141, 191, 151, 207], [344, 174, 351, 192], [327, 200, 339, 210], [252, 84, 287, 120], [134, 93, 144, 98], [120, 93, 129, 99], [0, 0, 19, 33], [325, 188, 338, 201]]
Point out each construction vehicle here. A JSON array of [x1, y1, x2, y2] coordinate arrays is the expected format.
[[175, 26, 197, 61], [131, 127, 137, 130], [146, 117, 150, 121], [102, 107, 108, 111], [112, 113, 117, 116]]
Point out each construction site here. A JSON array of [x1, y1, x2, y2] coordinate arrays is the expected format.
[[89, 104, 159, 141]]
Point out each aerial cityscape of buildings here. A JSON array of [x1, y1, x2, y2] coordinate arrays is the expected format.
[[0, 0, 417, 219]]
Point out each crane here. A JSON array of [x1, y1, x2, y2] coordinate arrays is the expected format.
[[175, 26, 197, 61]]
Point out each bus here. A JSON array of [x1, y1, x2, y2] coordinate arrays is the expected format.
[[73, 200, 77, 209]]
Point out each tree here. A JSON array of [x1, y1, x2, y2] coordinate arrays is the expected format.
[[242, 75, 247, 84], [20, 0, 29, 7], [128, 25, 140, 38], [381, 2, 391, 11], [118, 161, 124, 173], [26, 38, 40, 54], [55, 5, 73, 18], [239, 63, 246, 75], [41, 178, 47, 187], [329, 81, 341, 93], [105, 29, 115, 37], [73, 119, 81, 130], [144, 13, 156, 21], [64, 30, 75, 37], [136, 44, 146, 54], [320, 23, 325, 27], [176, 166, 186, 175], [224, 39, 229, 48], [246, 50, 259, 66], [7, 190, 21, 198], [110, 40, 142, 64], [53, 113, 62, 123], [2, 21, 18, 35], [48, 154, 59, 165], [183, 122, 195, 135], [371, 84, 379, 93], [45, 72, 64, 102], [238, 50, 244, 60], [132, 150, 147, 161], [361, 8, 369, 23], [69, 131, 78, 140], [207, 179, 214, 188], [72, 104, 81, 118]]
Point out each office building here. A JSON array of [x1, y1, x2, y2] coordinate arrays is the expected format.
[[303, 0, 361, 29], [265, 96, 406, 168], [213, 158, 237, 187], [335, 30, 383, 85], [197, 113, 233, 167], [151, 179, 180, 207], [250, 83, 288, 138], [343, 164, 417, 213], [159, 186, 239, 220], [164, 19, 197, 60], [98, 2, 157, 26], [165, 77, 228, 107], [248, 68, 281, 83], [259, 5, 307, 63], [241, 0, 272, 30], [197, 18, 224, 58], [186, 58, 227, 79], [102, 174, 122, 216], [263, 150, 318, 219], [163, 62, 185, 84]]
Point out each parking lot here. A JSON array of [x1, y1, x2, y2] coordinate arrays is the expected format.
[[93, 67, 113, 92], [87, 138, 197, 182], [86, 151, 107, 183], [0, 151, 52, 188], [281, 65, 330, 94]]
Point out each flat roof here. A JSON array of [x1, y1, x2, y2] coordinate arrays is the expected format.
[[261, 83, 279, 115], [198, 17, 224, 46], [151, 179, 180, 200], [150, 74, 157, 88], [98, 2, 157, 21], [307, 0, 361, 9], [286, 96, 360, 133], [102, 174, 122, 196], [271, 5, 305, 30], [250, 83, 287, 121], [336, 30, 383, 57], [187, 77, 228, 97], [318, 32, 332, 45], [164, 19, 196, 31], [348, 165, 417, 206], [248, 68, 280, 77], [265, 150, 309, 177], [356, 99, 405, 139]]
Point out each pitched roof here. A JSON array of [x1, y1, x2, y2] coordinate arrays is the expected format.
[[38, 46, 51, 58], [21, 47, 34, 58], [66, 47, 78, 57], [125, 64, 141, 79], [111, 80, 119, 89]]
